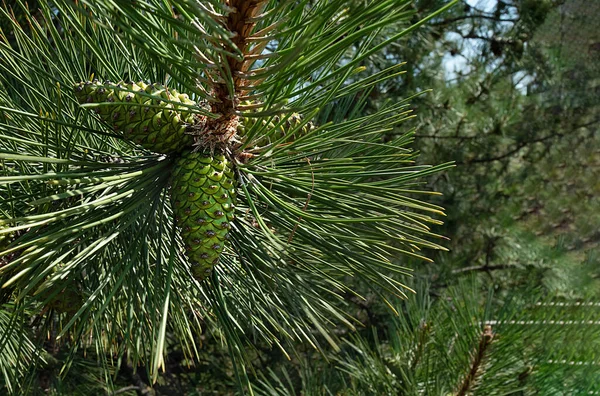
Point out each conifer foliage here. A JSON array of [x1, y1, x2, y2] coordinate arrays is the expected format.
[[0, 0, 456, 392]]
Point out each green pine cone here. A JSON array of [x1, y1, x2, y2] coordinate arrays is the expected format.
[[238, 108, 313, 146], [74, 80, 196, 154], [171, 151, 236, 280], [276, 113, 313, 143]]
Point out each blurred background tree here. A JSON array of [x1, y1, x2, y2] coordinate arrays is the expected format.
[[407, 0, 599, 298], [253, 0, 600, 393]]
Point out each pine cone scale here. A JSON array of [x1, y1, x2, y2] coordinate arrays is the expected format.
[[171, 151, 236, 280]]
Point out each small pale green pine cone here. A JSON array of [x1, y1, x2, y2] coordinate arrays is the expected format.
[[74, 80, 198, 154], [237, 106, 313, 146], [171, 151, 236, 280], [276, 113, 314, 143]]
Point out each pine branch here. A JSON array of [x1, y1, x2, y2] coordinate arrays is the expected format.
[[119, 356, 154, 396], [211, 0, 267, 116], [456, 132, 564, 165], [410, 321, 430, 370], [456, 325, 494, 396], [451, 263, 513, 275], [0, 1, 458, 391], [113, 386, 144, 395]]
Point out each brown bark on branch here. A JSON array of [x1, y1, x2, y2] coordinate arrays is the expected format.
[[451, 264, 513, 275], [192, 0, 268, 150], [455, 132, 564, 165], [456, 325, 494, 396], [212, 0, 267, 117]]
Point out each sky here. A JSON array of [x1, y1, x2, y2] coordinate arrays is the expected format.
[[442, 0, 506, 81]]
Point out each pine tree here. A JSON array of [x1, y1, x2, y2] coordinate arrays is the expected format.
[[404, 0, 600, 293], [0, 0, 456, 393], [2, 1, 597, 394]]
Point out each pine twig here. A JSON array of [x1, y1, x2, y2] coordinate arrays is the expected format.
[[119, 356, 154, 396], [410, 321, 431, 370], [212, 0, 267, 116], [430, 14, 518, 27], [196, 0, 268, 148], [456, 325, 494, 396], [451, 263, 513, 275], [455, 132, 563, 165], [113, 385, 142, 395]]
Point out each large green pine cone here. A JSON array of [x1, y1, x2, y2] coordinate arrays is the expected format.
[[74, 80, 196, 154], [171, 151, 236, 280]]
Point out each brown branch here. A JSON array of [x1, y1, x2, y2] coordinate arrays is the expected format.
[[460, 33, 495, 42], [119, 356, 154, 396], [192, 1, 269, 149], [212, 0, 267, 117], [574, 118, 600, 130], [417, 135, 479, 139], [451, 264, 513, 275], [113, 386, 142, 395], [418, 118, 597, 141], [456, 132, 563, 165], [411, 321, 431, 370], [456, 325, 494, 396]]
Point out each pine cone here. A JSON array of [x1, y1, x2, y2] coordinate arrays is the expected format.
[[74, 80, 198, 154], [238, 107, 313, 146], [171, 151, 236, 280]]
